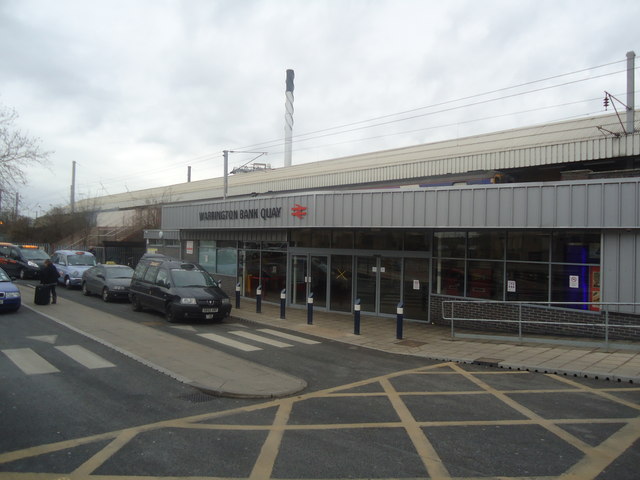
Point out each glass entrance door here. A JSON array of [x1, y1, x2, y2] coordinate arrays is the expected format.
[[356, 256, 402, 315], [290, 254, 328, 309]]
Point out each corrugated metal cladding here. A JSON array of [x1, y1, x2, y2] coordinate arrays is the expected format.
[[603, 231, 640, 314], [78, 112, 640, 212], [180, 229, 287, 242], [161, 178, 640, 230]]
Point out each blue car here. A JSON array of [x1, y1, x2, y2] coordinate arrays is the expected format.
[[51, 250, 97, 288], [0, 267, 21, 312]]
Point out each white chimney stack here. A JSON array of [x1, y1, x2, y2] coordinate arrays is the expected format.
[[284, 69, 295, 167]]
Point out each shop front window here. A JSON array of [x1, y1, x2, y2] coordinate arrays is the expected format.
[[404, 231, 431, 252], [552, 231, 600, 264], [467, 260, 503, 300], [506, 263, 548, 302], [434, 232, 466, 258], [198, 241, 216, 273], [507, 232, 550, 262], [432, 259, 465, 296], [468, 231, 505, 259], [216, 248, 237, 276], [261, 251, 287, 301], [551, 264, 593, 310]]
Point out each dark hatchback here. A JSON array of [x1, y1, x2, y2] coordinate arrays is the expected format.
[[129, 255, 231, 322], [82, 264, 134, 302]]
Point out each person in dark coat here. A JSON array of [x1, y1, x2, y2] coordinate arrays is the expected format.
[[40, 259, 59, 304]]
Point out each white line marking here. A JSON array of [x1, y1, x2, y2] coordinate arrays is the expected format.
[[27, 335, 58, 344], [257, 329, 321, 344], [2, 348, 60, 375], [230, 331, 293, 348], [56, 345, 116, 369], [198, 333, 262, 352]]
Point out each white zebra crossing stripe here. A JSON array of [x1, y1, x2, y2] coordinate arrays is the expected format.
[[229, 331, 293, 348], [2, 348, 60, 375], [55, 345, 116, 369], [257, 329, 321, 345], [198, 333, 262, 352]]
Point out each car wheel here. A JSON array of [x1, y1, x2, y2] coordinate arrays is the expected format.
[[82, 282, 90, 296], [102, 287, 110, 302], [131, 295, 143, 312], [64, 277, 72, 289], [165, 304, 178, 323]]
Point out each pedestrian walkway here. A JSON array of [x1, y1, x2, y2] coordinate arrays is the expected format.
[[230, 299, 640, 383]]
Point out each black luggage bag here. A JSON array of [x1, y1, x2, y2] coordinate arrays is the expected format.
[[34, 284, 51, 305]]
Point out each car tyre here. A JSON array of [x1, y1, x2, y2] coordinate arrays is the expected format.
[[165, 303, 178, 323], [102, 287, 110, 302], [131, 295, 143, 312], [82, 282, 90, 296], [64, 277, 72, 289]]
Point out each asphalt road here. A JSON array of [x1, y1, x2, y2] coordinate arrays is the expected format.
[[1, 280, 639, 479]]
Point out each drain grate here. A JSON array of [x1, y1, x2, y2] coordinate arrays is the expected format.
[[179, 391, 217, 403]]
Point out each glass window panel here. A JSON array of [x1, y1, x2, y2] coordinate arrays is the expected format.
[[468, 231, 505, 259], [379, 258, 402, 315], [552, 231, 600, 264], [260, 251, 287, 301], [432, 258, 465, 296], [242, 250, 261, 298], [332, 230, 354, 249], [467, 260, 504, 300], [311, 230, 331, 248], [262, 242, 288, 250], [356, 256, 377, 311], [216, 248, 237, 276], [404, 231, 431, 252], [330, 255, 352, 312], [310, 256, 328, 308], [551, 264, 590, 310], [198, 241, 216, 273], [507, 232, 550, 262], [355, 230, 402, 250], [506, 263, 549, 301], [291, 230, 311, 247], [243, 241, 260, 250], [403, 258, 429, 320], [434, 232, 466, 258]]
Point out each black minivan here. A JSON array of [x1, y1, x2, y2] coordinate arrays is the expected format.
[[129, 255, 231, 322]]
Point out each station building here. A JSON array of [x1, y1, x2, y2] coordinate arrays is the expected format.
[[99, 112, 640, 340]]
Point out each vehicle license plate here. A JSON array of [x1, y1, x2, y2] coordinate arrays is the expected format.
[[0, 300, 3, 304], [205, 314, 214, 319], [202, 307, 218, 313]]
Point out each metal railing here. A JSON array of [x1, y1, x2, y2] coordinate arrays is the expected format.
[[442, 300, 640, 350]]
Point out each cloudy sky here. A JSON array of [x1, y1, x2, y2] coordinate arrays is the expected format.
[[1, 0, 638, 216]]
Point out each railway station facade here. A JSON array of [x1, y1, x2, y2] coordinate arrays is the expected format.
[[135, 112, 640, 339]]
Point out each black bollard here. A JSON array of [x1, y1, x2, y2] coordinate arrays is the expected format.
[[235, 282, 241, 309], [353, 298, 361, 335], [256, 285, 262, 314], [280, 288, 286, 319], [396, 302, 404, 340], [307, 292, 314, 325]]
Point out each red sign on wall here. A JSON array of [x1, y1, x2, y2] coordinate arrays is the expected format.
[[291, 204, 307, 219]]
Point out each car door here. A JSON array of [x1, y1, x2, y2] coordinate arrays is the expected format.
[[148, 268, 171, 312], [139, 264, 160, 309], [87, 266, 101, 293]]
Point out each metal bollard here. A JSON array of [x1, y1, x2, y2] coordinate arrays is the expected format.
[[353, 298, 361, 335], [396, 302, 404, 340], [280, 288, 286, 319], [256, 285, 262, 314], [307, 292, 314, 325], [235, 282, 241, 309]]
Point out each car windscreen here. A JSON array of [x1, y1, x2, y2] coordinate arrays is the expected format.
[[20, 249, 50, 261], [105, 266, 134, 279], [0, 269, 11, 282], [170, 269, 217, 288], [68, 255, 97, 266]]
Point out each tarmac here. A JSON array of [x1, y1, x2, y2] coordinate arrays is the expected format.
[[18, 284, 640, 398]]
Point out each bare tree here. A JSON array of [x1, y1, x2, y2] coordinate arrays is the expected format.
[[0, 103, 51, 195]]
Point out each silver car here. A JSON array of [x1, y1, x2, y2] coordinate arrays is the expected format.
[[82, 264, 134, 302]]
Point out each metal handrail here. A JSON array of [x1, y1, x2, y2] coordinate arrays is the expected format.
[[442, 300, 640, 350]]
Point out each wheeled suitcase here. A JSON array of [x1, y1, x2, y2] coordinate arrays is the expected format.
[[34, 284, 51, 305]]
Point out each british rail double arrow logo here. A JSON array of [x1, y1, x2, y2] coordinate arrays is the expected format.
[[291, 204, 308, 219]]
